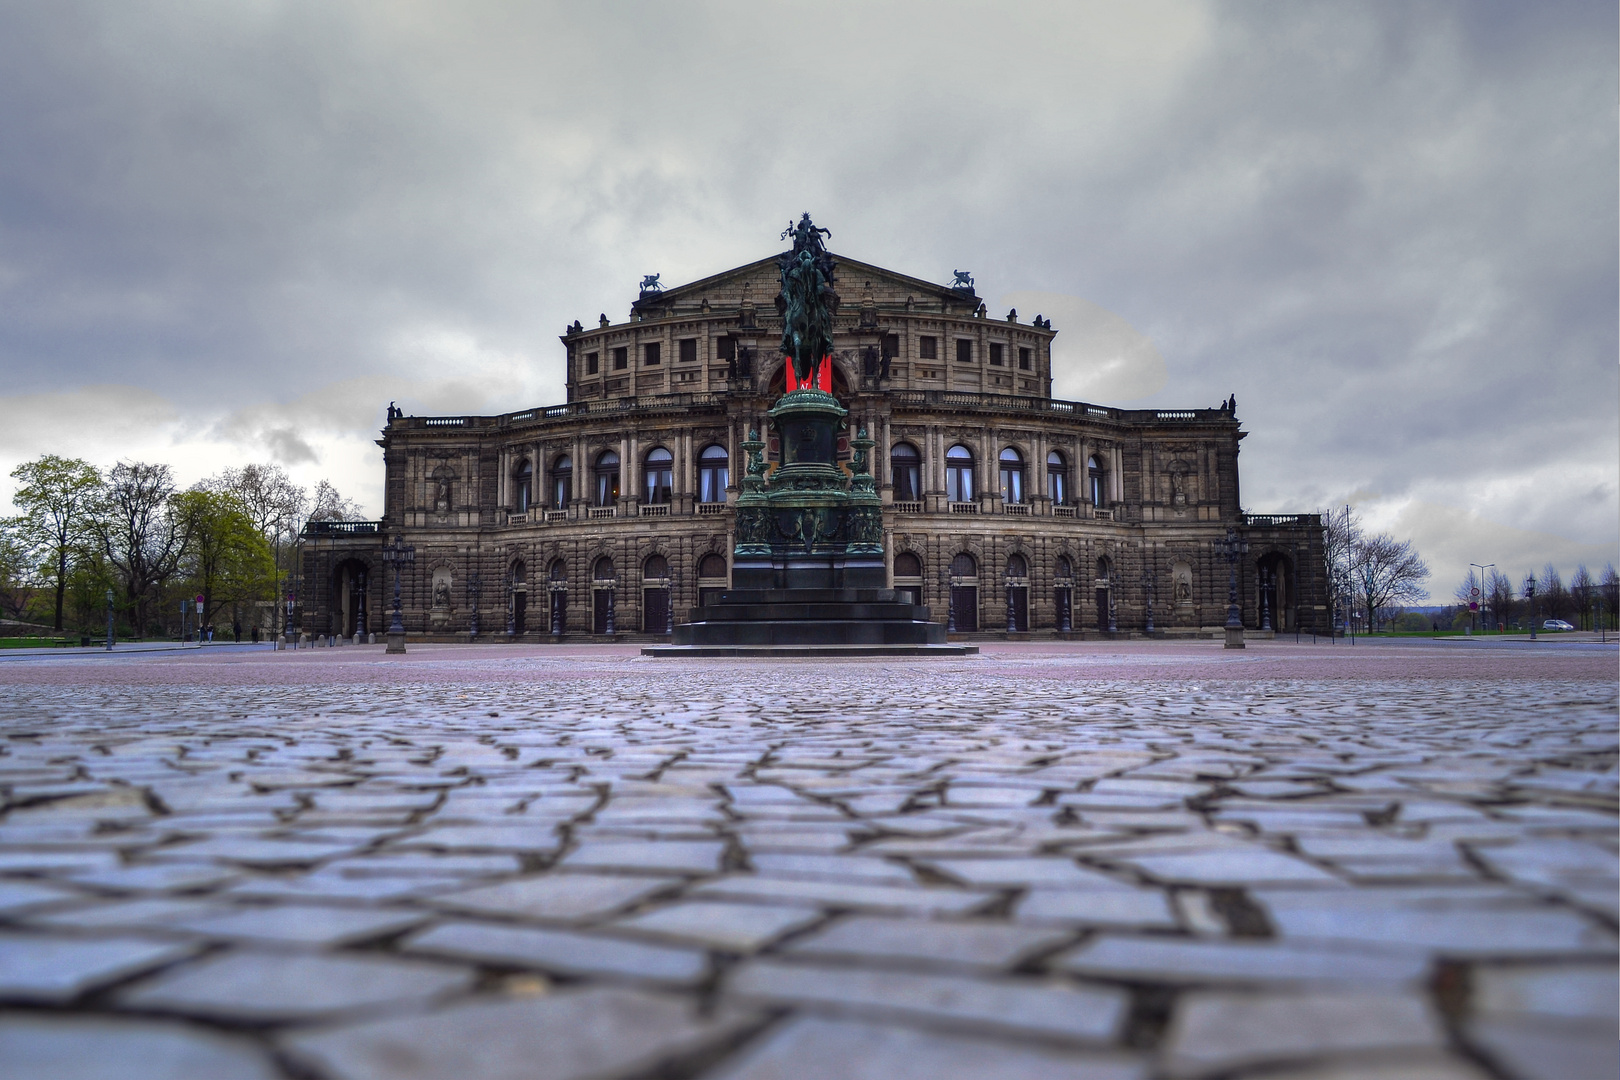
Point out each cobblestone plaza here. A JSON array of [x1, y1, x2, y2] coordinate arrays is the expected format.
[[0, 641, 1614, 1079]]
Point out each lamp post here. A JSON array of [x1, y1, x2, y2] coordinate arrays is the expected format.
[[1217, 527, 1249, 649], [604, 578, 616, 636], [1260, 566, 1272, 632], [665, 568, 676, 635], [1526, 573, 1536, 640], [551, 578, 563, 636], [1006, 577, 1016, 634], [1106, 569, 1117, 635], [1470, 562, 1493, 634], [505, 567, 515, 637], [354, 569, 368, 641], [381, 536, 415, 655], [105, 589, 115, 651], [945, 568, 956, 634], [467, 572, 482, 640], [1059, 581, 1072, 633]]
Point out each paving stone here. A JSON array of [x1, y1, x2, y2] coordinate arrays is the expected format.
[[0, 931, 197, 1001], [1471, 962, 1618, 1023], [1109, 848, 1343, 885], [118, 949, 473, 1020], [159, 903, 427, 946], [746, 852, 916, 883], [707, 1015, 1146, 1080], [1253, 1057, 1491, 1080], [1256, 893, 1611, 953], [612, 899, 822, 951], [0, 1013, 281, 1080], [431, 871, 680, 921], [1053, 935, 1430, 986], [64, 863, 240, 893], [1466, 1016, 1619, 1080], [285, 986, 758, 1080], [927, 857, 1133, 889], [690, 875, 996, 915], [0, 876, 85, 912], [784, 915, 1073, 970], [405, 920, 709, 984], [1162, 990, 1444, 1077], [1014, 888, 1179, 929], [560, 839, 726, 874], [727, 958, 1127, 1043]]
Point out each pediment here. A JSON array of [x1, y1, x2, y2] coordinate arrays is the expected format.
[[636, 252, 976, 313]]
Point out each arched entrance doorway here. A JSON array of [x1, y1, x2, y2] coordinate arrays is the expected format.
[[1095, 555, 1114, 632], [331, 559, 370, 638], [1256, 551, 1295, 631]]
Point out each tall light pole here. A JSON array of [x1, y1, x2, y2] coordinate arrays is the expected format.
[[1526, 573, 1536, 640], [382, 536, 415, 655], [105, 589, 115, 651], [1470, 562, 1493, 634], [1217, 527, 1249, 649]]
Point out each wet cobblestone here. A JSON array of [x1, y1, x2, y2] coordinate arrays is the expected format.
[[0, 642, 1614, 1078]]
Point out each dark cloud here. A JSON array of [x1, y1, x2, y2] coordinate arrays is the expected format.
[[0, 0, 1612, 590]]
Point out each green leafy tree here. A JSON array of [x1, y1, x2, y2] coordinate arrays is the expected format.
[[6, 455, 102, 631], [0, 527, 39, 623], [211, 465, 307, 635], [174, 488, 277, 629]]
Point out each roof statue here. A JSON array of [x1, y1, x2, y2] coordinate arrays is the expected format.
[[639, 273, 662, 294], [950, 269, 975, 292], [774, 213, 840, 387]]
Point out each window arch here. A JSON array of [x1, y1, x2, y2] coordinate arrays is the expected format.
[[1006, 553, 1028, 579], [551, 455, 572, 510], [697, 553, 728, 579], [1047, 451, 1068, 505], [1096, 555, 1113, 581], [1088, 455, 1104, 508], [511, 560, 527, 585], [643, 554, 669, 580], [894, 552, 923, 578], [698, 444, 728, 503], [890, 443, 921, 502], [644, 447, 673, 504], [548, 559, 567, 583], [514, 459, 533, 513], [946, 445, 974, 503], [594, 450, 620, 506], [1055, 555, 1074, 580], [951, 552, 978, 578], [998, 447, 1025, 504], [593, 556, 616, 581]]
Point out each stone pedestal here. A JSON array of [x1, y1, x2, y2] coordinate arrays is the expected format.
[[1225, 625, 1246, 650]]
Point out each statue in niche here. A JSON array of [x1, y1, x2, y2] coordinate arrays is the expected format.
[[433, 578, 451, 608], [1173, 562, 1194, 603]]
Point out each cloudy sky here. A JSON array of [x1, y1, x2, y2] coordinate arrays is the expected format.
[[2, 1, 1614, 595]]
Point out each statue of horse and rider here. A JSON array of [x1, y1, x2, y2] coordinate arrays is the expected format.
[[776, 213, 840, 392]]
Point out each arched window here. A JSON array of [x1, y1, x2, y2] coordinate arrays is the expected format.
[[697, 554, 728, 579], [1047, 452, 1067, 505], [551, 455, 572, 510], [1088, 455, 1104, 507], [1007, 553, 1028, 579], [514, 460, 533, 513], [644, 554, 669, 580], [594, 451, 620, 506], [894, 552, 923, 578], [698, 444, 728, 503], [1056, 556, 1074, 580], [946, 445, 974, 503], [951, 552, 978, 578], [890, 443, 921, 502], [998, 447, 1024, 504], [1097, 556, 1112, 581], [697, 552, 728, 606], [511, 560, 527, 585], [549, 559, 567, 583], [593, 557, 616, 581], [644, 447, 673, 504]]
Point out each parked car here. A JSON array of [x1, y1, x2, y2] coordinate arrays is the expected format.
[[1542, 619, 1575, 631]]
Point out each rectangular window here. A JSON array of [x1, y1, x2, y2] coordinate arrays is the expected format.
[[679, 338, 697, 363], [956, 339, 973, 364], [716, 337, 735, 362], [612, 347, 628, 370], [882, 334, 899, 359], [919, 336, 938, 360], [585, 352, 599, 375], [643, 342, 661, 366], [1018, 347, 1032, 371], [989, 344, 1003, 366]]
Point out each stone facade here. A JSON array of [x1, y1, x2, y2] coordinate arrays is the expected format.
[[300, 251, 1327, 640]]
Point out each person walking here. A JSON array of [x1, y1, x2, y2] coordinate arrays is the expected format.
[[232, 619, 241, 642]]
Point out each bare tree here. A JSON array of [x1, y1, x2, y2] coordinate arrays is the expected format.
[[1352, 533, 1430, 630], [92, 462, 188, 634], [308, 480, 364, 523], [1320, 505, 1360, 632], [1570, 565, 1595, 629], [1603, 565, 1620, 631], [1538, 563, 1571, 622], [1486, 568, 1517, 631]]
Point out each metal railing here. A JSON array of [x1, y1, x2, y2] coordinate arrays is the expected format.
[[305, 520, 382, 535]]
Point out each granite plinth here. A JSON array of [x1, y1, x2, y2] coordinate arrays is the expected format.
[[648, 588, 975, 657]]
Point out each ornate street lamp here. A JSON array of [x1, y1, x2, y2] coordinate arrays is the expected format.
[[355, 569, 368, 640], [1059, 583, 1072, 633], [1260, 566, 1272, 632], [467, 572, 482, 640], [1217, 527, 1249, 649], [945, 567, 956, 634], [505, 566, 515, 637], [1106, 569, 1117, 635], [665, 568, 676, 635], [1526, 573, 1536, 640], [381, 536, 415, 655], [1006, 576, 1016, 634], [604, 578, 616, 636]]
